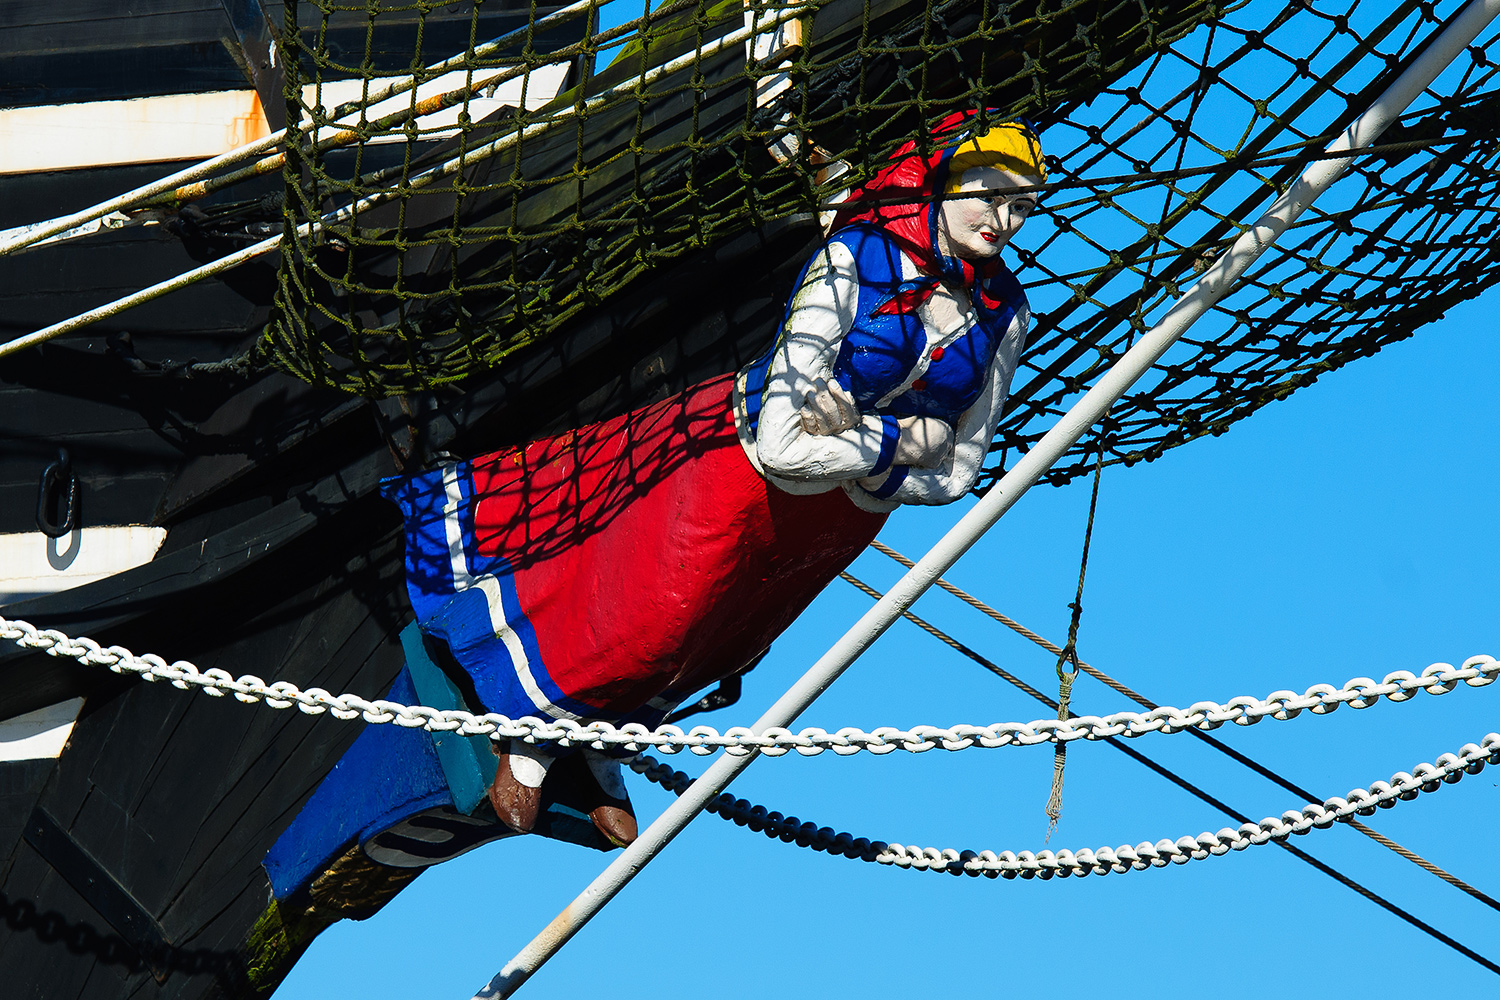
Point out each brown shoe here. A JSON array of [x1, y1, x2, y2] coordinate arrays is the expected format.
[[546, 751, 638, 847], [488, 744, 551, 834], [581, 752, 638, 847], [588, 802, 638, 848]]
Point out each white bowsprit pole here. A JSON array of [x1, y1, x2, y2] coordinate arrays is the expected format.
[[474, 2, 1500, 995]]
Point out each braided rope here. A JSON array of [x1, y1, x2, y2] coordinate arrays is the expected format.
[[633, 731, 1500, 877], [3, 615, 1494, 756]]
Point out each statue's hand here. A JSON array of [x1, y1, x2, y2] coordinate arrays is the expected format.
[[798, 377, 860, 435], [893, 415, 954, 468]]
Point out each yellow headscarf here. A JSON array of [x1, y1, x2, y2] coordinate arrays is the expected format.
[[944, 121, 1047, 193]]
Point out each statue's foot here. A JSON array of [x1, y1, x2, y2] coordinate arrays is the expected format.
[[581, 752, 638, 847], [488, 742, 552, 834], [546, 751, 639, 847]]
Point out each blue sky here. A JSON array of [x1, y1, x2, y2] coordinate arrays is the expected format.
[[277, 241, 1500, 1000], [274, 2, 1499, 993]]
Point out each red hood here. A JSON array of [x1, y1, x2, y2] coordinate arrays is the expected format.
[[831, 111, 1006, 291]]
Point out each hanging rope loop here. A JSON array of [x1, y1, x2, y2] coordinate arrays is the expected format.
[[1046, 437, 1105, 833]]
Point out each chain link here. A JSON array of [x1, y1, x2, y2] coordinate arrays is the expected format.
[[4, 615, 1494, 758], [10, 620, 1498, 893], [634, 732, 1500, 877]]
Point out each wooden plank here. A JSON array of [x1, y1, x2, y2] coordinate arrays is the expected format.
[[0, 51, 250, 112], [0, 289, 270, 340], [0, 91, 271, 176], [1, 510, 408, 996], [0, 446, 389, 620], [0, 844, 149, 997], [0, 0, 221, 31], [0, 393, 194, 441], [77, 955, 134, 1000], [17, 508, 405, 917], [155, 383, 364, 523], [161, 652, 401, 935], [0, 476, 171, 537], [0, 760, 54, 881], [0, 162, 279, 231], [155, 539, 409, 931], [22, 807, 174, 978], [0, 3, 553, 109], [0, 231, 265, 295]]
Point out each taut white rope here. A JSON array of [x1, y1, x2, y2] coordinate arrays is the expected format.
[[2, 616, 1493, 756]]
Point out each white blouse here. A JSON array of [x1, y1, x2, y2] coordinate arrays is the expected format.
[[733, 241, 1030, 513]]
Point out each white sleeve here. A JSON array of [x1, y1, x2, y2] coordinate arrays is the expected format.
[[878, 303, 1029, 505], [754, 243, 904, 482]]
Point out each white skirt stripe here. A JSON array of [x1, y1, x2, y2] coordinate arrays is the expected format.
[[440, 464, 581, 722]]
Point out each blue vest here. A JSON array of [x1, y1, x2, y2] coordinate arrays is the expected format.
[[743, 224, 1027, 434]]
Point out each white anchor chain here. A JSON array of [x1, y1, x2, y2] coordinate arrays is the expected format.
[[2, 615, 1494, 757], [633, 731, 1500, 877], [875, 732, 1500, 876]]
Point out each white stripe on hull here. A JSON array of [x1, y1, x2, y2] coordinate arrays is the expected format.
[[0, 63, 570, 176], [0, 525, 167, 606], [0, 91, 271, 175], [0, 698, 83, 761]]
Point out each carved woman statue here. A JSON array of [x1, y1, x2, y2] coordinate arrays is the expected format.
[[384, 113, 1045, 848]]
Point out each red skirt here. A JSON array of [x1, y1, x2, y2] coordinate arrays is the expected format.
[[464, 374, 887, 718]]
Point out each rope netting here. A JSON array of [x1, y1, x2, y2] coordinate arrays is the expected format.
[[252, 0, 1231, 390], [988, 0, 1500, 485], [247, 0, 1500, 484]]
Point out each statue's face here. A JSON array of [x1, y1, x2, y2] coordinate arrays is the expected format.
[[937, 165, 1040, 262]]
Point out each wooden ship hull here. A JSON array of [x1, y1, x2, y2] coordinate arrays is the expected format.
[[0, 6, 859, 993]]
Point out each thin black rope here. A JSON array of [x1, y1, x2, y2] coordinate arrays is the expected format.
[[867, 540, 1500, 916], [833, 571, 1500, 977]]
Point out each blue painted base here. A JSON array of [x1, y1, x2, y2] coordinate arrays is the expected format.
[[400, 623, 497, 815], [262, 625, 613, 902]]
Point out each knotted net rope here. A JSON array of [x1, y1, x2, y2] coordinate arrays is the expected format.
[[255, 0, 1228, 393], [224, 0, 1499, 490]]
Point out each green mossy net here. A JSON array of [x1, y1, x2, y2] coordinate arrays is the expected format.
[[254, 0, 1500, 485]]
